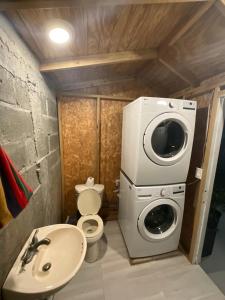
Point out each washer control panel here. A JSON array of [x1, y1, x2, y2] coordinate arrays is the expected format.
[[173, 185, 185, 194], [136, 184, 186, 199], [160, 188, 169, 197]]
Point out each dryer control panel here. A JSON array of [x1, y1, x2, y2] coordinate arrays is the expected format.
[[183, 100, 196, 110]]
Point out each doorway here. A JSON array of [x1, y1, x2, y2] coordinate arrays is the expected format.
[[201, 119, 225, 294]]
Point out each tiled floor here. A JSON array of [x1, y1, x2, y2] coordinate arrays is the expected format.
[[201, 213, 225, 295], [54, 221, 225, 300]]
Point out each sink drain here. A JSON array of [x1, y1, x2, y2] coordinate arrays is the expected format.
[[42, 262, 51, 272]]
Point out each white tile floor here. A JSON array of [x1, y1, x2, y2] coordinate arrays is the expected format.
[[201, 213, 225, 295], [54, 221, 225, 300]]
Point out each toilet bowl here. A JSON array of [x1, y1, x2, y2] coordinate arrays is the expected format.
[[75, 180, 104, 263], [77, 214, 103, 262]]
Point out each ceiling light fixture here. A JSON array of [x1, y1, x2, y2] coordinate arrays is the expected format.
[[49, 27, 70, 44], [47, 19, 73, 44]]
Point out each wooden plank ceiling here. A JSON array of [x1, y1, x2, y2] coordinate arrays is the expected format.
[[3, 0, 225, 95]]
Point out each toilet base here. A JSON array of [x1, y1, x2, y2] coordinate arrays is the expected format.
[[85, 240, 100, 263]]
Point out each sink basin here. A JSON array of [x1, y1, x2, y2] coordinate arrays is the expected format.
[[2, 224, 87, 300]]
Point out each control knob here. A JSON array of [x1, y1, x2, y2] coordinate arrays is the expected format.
[[169, 102, 174, 108], [161, 189, 167, 197]]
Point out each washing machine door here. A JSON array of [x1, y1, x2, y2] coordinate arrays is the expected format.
[[138, 198, 181, 242], [143, 112, 191, 166]]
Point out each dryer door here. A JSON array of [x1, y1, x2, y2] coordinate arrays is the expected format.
[[143, 112, 191, 166], [137, 198, 181, 242]]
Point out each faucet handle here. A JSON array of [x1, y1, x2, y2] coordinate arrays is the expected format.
[[31, 229, 39, 245]]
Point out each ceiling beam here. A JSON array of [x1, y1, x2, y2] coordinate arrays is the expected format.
[[158, 47, 199, 86], [57, 76, 135, 91], [215, 0, 225, 18], [40, 49, 157, 73], [0, 0, 209, 11], [171, 70, 225, 98], [136, 76, 168, 97], [161, 0, 215, 47], [156, 1, 215, 86]]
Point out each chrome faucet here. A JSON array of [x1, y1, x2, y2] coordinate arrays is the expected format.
[[20, 229, 51, 270]]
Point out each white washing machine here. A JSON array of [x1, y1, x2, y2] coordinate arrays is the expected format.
[[121, 97, 196, 185], [118, 172, 185, 258]]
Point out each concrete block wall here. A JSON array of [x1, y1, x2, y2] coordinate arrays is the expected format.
[[0, 14, 61, 292]]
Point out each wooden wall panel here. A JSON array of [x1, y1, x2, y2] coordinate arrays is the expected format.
[[100, 99, 131, 220], [60, 96, 131, 221], [7, 3, 196, 60], [67, 80, 157, 98], [140, 60, 189, 95], [180, 92, 213, 253], [59, 82, 157, 221], [60, 97, 97, 219]]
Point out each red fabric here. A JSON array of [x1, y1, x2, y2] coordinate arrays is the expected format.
[[0, 147, 29, 208], [4, 151, 32, 194]]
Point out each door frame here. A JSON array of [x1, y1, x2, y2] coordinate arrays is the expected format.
[[189, 90, 225, 264]]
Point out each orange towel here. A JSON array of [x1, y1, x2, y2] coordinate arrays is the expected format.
[[0, 177, 12, 228]]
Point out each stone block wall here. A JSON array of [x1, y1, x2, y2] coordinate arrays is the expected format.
[[0, 14, 61, 291]]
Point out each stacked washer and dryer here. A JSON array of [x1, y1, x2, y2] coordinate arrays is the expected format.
[[118, 97, 196, 258]]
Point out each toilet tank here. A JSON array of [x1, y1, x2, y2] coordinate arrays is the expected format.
[[75, 177, 104, 198]]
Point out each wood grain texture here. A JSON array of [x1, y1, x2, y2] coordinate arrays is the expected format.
[[40, 49, 157, 72], [60, 97, 97, 219], [161, 0, 215, 47], [60, 97, 130, 220], [70, 80, 159, 98], [7, 3, 195, 59], [48, 61, 146, 91], [100, 99, 130, 220], [189, 88, 220, 263], [166, 5, 225, 84], [138, 59, 188, 94], [59, 82, 156, 220], [0, 0, 209, 11], [179, 92, 213, 254], [5, 1, 225, 95], [158, 52, 199, 85], [171, 71, 225, 98]]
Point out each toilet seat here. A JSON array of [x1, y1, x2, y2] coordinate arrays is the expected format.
[[77, 188, 104, 243], [77, 215, 103, 240]]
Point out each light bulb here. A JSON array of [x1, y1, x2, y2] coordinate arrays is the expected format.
[[49, 27, 70, 44]]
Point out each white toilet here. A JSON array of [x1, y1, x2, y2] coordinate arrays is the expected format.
[[75, 178, 104, 263]]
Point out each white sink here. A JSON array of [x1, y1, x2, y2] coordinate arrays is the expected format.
[[2, 224, 87, 300]]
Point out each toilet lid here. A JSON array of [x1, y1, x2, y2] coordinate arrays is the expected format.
[[77, 189, 101, 216]]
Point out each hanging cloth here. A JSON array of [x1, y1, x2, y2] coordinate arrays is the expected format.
[[0, 146, 33, 227], [0, 177, 12, 227]]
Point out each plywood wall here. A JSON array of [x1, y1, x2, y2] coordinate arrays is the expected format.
[[60, 96, 131, 220], [60, 97, 98, 219], [59, 82, 157, 221], [180, 92, 213, 253], [100, 99, 129, 220]]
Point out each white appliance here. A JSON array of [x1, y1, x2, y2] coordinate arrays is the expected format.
[[121, 97, 196, 185], [118, 172, 185, 258]]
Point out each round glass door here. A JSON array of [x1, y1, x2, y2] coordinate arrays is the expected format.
[[151, 120, 185, 158], [144, 204, 175, 234], [143, 113, 190, 166], [138, 199, 181, 241]]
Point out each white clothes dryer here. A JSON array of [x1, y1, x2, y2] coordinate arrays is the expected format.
[[121, 97, 196, 185], [118, 172, 185, 258]]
